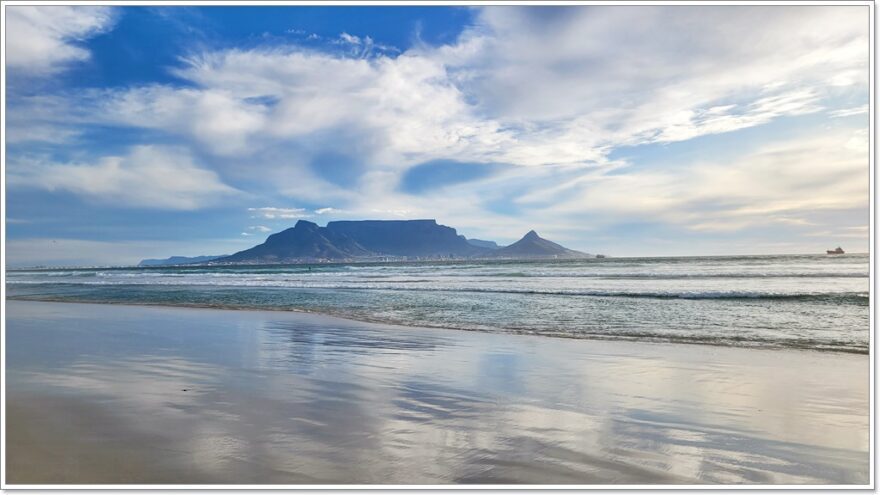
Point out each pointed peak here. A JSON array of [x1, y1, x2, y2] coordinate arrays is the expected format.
[[524, 230, 540, 240]]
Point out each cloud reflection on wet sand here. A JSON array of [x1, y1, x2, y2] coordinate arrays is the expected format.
[[6, 301, 869, 484]]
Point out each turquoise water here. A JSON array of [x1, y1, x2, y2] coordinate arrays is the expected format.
[[6, 254, 870, 353]]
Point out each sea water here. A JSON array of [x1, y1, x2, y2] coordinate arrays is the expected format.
[[6, 254, 869, 353]]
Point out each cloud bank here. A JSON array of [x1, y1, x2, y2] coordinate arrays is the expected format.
[[9, 146, 238, 210], [6, 6, 115, 75], [4, 5, 871, 257]]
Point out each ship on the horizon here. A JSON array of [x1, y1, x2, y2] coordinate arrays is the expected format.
[[826, 247, 845, 255]]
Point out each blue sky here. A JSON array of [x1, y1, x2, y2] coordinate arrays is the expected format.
[[5, 5, 871, 266]]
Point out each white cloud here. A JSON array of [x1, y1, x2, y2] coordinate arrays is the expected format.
[[6, 6, 115, 75], [4, 6, 870, 256], [5, 122, 82, 145], [247, 225, 272, 232], [525, 127, 869, 234], [159, 48, 515, 162], [650, 89, 824, 144], [247, 207, 311, 219], [96, 86, 269, 156], [447, 6, 867, 127], [314, 207, 341, 215], [8, 145, 238, 210], [35, 5, 863, 171], [829, 105, 869, 118], [369, 208, 414, 217], [339, 32, 360, 45]]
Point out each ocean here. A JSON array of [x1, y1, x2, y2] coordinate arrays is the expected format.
[[6, 253, 870, 353]]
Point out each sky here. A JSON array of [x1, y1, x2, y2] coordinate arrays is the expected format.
[[4, 4, 872, 266]]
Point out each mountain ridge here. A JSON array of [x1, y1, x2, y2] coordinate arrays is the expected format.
[[326, 219, 484, 257], [199, 220, 593, 265], [484, 230, 590, 259], [218, 220, 374, 263]]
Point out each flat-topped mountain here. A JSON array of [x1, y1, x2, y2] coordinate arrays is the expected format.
[[217, 219, 488, 263], [326, 219, 483, 257], [485, 230, 589, 259], [218, 220, 373, 263], [208, 220, 591, 264]]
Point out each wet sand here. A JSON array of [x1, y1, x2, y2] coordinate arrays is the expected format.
[[4, 301, 870, 485]]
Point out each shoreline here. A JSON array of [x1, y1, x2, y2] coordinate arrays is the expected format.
[[5, 300, 870, 484], [6, 251, 870, 272], [5, 295, 870, 355]]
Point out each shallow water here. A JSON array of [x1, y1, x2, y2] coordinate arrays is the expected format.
[[6, 301, 869, 485], [7, 255, 870, 353], [6, 254, 870, 352]]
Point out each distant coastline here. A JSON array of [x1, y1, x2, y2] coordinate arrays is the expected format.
[[7, 251, 869, 272]]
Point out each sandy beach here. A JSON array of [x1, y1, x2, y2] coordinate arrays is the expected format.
[[5, 300, 870, 485]]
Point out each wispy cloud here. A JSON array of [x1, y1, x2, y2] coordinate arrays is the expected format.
[[525, 127, 868, 235], [6, 6, 116, 76], [339, 32, 360, 45], [5, 123, 82, 145], [247, 207, 311, 219], [314, 207, 342, 215], [8, 146, 238, 210], [3, 5, 870, 258], [19, 6, 866, 171], [651, 89, 824, 144], [829, 105, 869, 118], [370, 208, 415, 217]]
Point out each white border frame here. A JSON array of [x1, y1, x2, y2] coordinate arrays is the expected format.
[[0, 0, 874, 491]]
